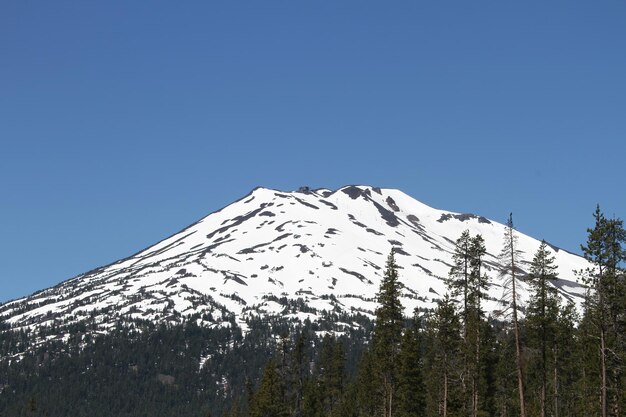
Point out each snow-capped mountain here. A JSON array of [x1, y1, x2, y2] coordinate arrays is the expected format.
[[0, 185, 589, 338]]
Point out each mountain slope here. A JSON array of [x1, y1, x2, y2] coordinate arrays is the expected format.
[[0, 185, 588, 340]]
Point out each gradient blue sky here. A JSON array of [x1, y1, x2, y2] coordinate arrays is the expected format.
[[1, 1, 625, 302]]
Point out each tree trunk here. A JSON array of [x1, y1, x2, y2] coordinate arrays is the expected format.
[[553, 345, 559, 417], [472, 315, 480, 417], [472, 377, 478, 417], [541, 384, 546, 417], [443, 364, 448, 417], [382, 375, 394, 417], [509, 237, 526, 417], [541, 284, 546, 417], [601, 326, 607, 417], [598, 275, 607, 417], [513, 309, 526, 417]]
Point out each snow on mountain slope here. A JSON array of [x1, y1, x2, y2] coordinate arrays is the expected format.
[[0, 185, 589, 337]]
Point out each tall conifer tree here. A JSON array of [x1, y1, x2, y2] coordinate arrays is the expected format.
[[499, 213, 526, 417], [449, 231, 487, 417], [579, 206, 626, 417], [449, 230, 473, 329], [249, 360, 289, 417], [373, 250, 404, 417], [397, 313, 426, 417], [430, 294, 462, 417], [553, 302, 579, 417], [467, 234, 487, 417], [526, 241, 559, 417]]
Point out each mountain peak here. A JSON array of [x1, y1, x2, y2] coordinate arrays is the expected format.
[[1, 186, 589, 342]]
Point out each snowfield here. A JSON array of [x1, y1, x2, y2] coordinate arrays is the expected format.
[[0, 185, 589, 339]]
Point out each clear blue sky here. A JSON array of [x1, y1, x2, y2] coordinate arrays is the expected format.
[[1, 1, 625, 303]]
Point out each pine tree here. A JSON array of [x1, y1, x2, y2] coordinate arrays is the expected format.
[[468, 234, 488, 309], [576, 299, 603, 417], [579, 206, 626, 417], [248, 360, 289, 417], [601, 214, 626, 417], [300, 334, 345, 417], [467, 234, 487, 417], [553, 302, 579, 417], [292, 331, 308, 417], [499, 213, 526, 417], [354, 350, 379, 417], [320, 334, 344, 415], [493, 326, 519, 417], [397, 314, 426, 417], [329, 381, 359, 417], [449, 230, 473, 328], [429, 294, 462, 417], [449, 231, 487, 417], [329, 339, 345, 412], [480, 317, 499, 417], [373, 250, 404, 417], [301, 378, 323, 417], [526, 241, 559, 417]]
